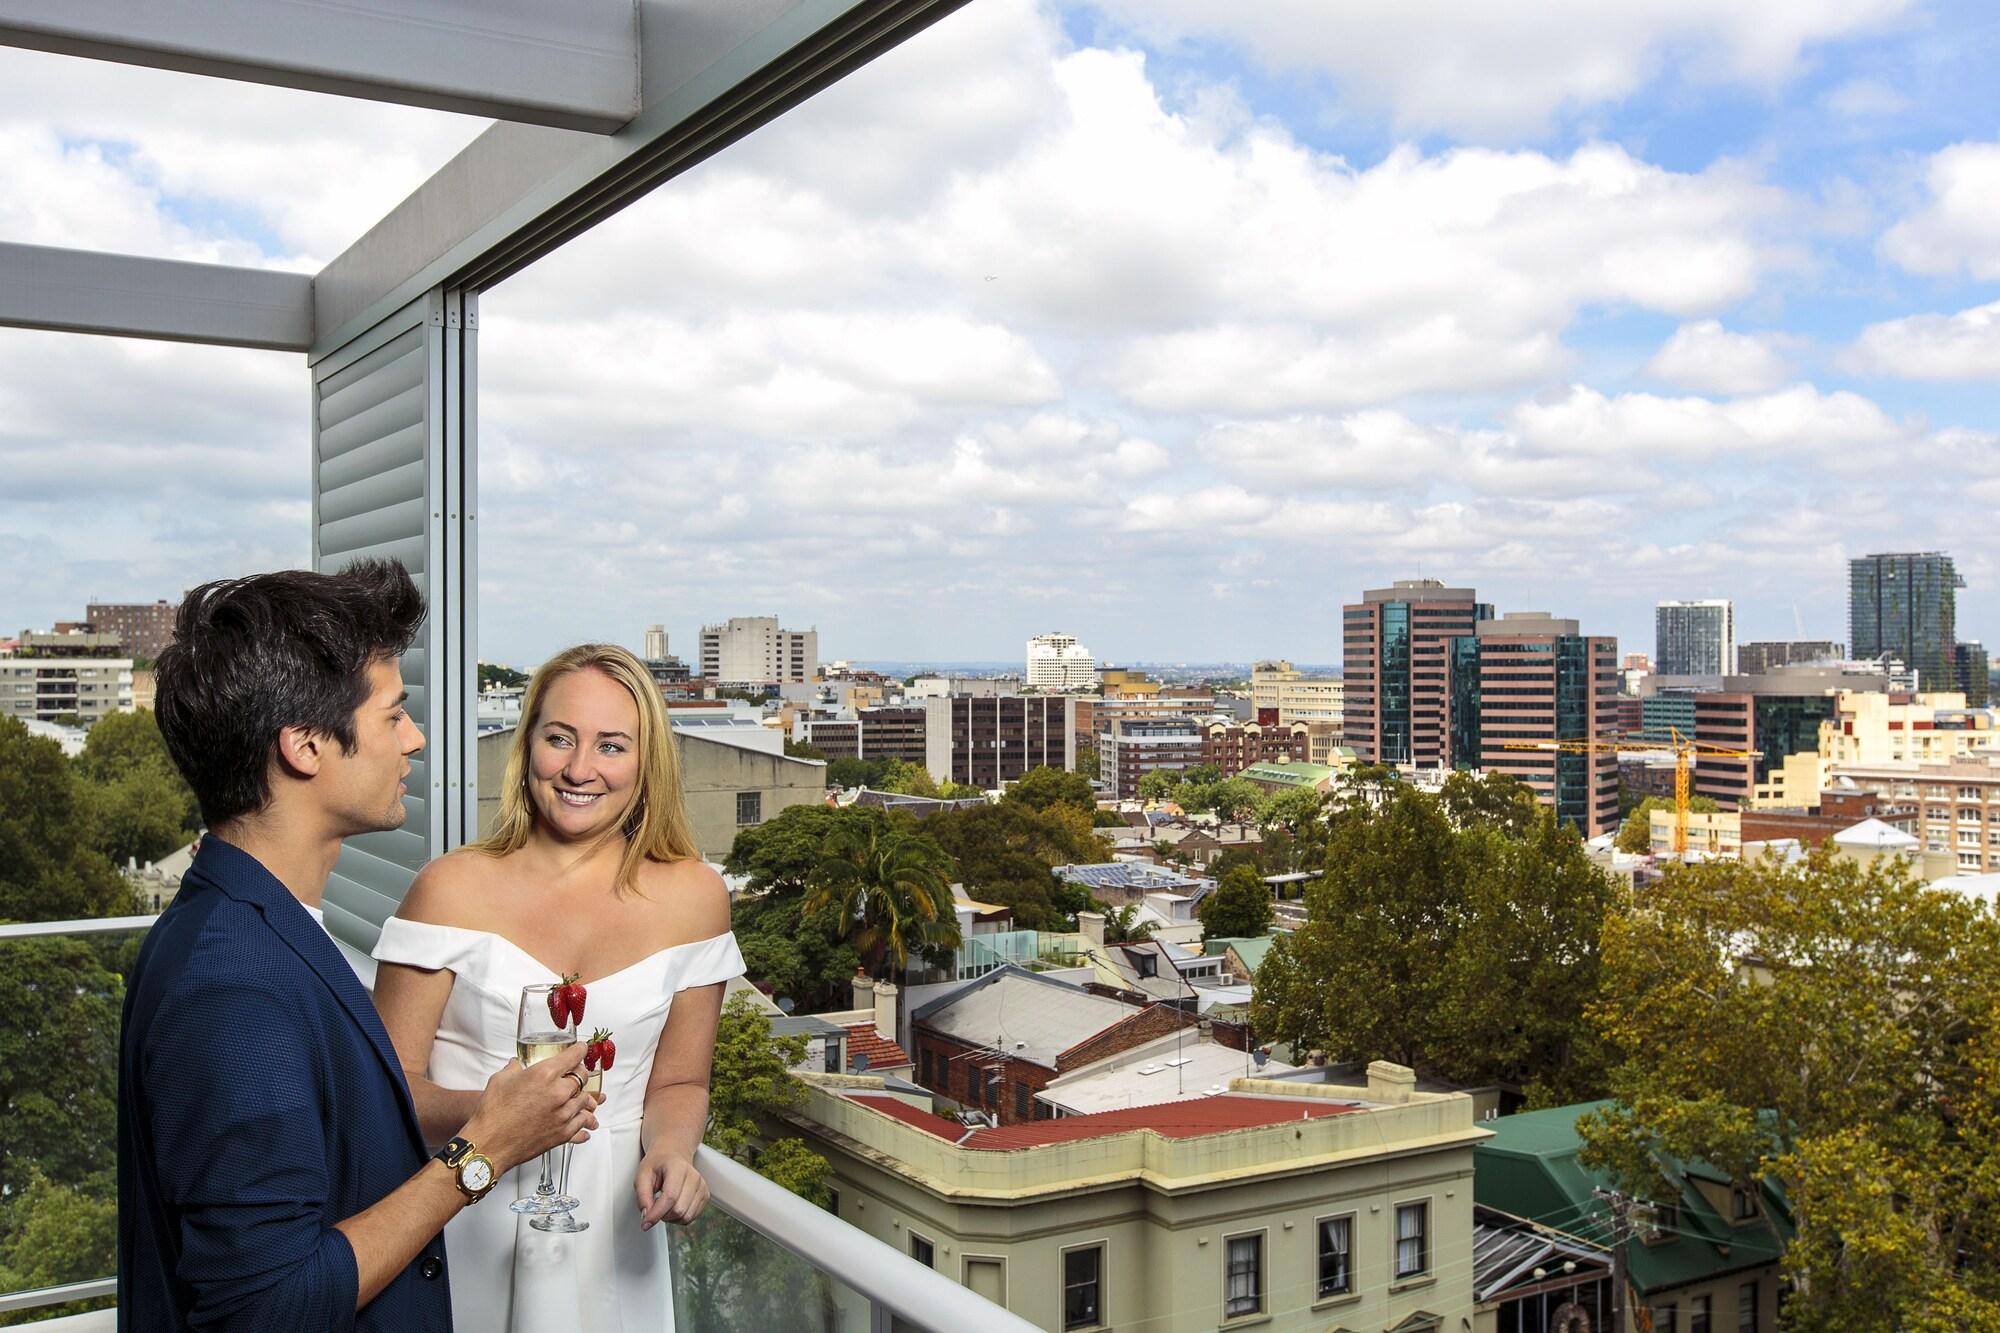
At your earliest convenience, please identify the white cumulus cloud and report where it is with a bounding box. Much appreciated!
[1843,300,2000,381]
[1880,141,2000,280]
[1644,320,1796,394]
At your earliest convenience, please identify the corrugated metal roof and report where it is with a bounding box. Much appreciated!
[912,966,1139,1068]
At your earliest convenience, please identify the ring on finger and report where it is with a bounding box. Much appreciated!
[567,1070,587,1091]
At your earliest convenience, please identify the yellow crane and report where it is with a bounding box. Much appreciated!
[1502,726,1760,855]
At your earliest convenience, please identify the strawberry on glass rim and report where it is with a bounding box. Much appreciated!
[546,973,587,1028]
[583,1028,616,1072]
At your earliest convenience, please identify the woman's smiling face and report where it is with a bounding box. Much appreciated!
[527,666,643,841]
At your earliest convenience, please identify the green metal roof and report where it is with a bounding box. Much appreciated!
[1474,1102,1795,1295]
[1225,936,1277,975]
[1239,762,1338,787]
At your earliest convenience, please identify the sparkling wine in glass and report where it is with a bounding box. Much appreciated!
[510,982,578,1218]
[534,1027,606,1235]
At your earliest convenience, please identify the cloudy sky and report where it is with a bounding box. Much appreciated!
[2,0,1997,669]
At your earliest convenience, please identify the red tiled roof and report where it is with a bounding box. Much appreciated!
[843,1023,913,1073]
[848,1093,967,1140]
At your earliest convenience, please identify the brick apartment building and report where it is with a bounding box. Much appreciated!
[909,967,1198,1127]
[802,706,928,765]
[1466,613,1621,838]
[1200,720,1309,774]
[1099,716,1204,798]
[84,600,179,662]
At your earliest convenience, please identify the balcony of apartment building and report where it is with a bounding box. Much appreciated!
[0,2,1055,1329]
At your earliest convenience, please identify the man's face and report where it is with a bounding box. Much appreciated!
[319,656,425,836]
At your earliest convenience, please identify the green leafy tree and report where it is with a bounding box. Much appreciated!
[1201,777,1264,824]
[1197,865,1273,940]
[0,719,139,923]
[726,805,896,896]
[804,821,959,978]
[1003,766,1095,815]
[824,756,894,790]
[1073,742,1098,778]
[1578,850,2000,1330]
[782,738,826,761]
[730,892,863,1014]
[477,661,530,690]
[1136,770,1180,802]
[0,1172,119,1327]
[1252,776,1615,1101]
[70,710,201,869]
[1613,794,1721,853]
[1436,770,1542,838]
[922,801,1110,930]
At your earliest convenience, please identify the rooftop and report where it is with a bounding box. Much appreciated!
[1036,1030,1298,1116]
[852,1088,1357,1150]
[843,1022,913,1074]
[1051,862,1214,894]
[910,966,1144,1068]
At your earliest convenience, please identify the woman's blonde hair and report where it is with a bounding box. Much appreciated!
[472,643,700,890]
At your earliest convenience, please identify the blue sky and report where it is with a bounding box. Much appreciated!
[1,0,1997,671]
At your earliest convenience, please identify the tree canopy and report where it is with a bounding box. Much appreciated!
[0,719,141,923]
[1612,792,1721,853]
[804,819,960,977]
[920,800,1108,930]
[1251,773,1615,1102]
[1003,765,1095,816]
[1197,865,1273,940]
[1577,850,2000,1329]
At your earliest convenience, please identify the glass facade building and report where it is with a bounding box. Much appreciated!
[1849,552,1961,691]
[1341,582,1488,769]
[1654,599,1735,676]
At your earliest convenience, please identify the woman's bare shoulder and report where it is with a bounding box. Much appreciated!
[399,846,500,926]
[640,857,731,938]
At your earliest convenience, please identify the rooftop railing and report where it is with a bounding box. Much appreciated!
[0,915,1037,1333]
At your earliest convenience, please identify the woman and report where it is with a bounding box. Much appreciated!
[374,643,742,1332]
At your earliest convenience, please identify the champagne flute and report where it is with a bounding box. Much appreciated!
[511,982,578,1217]
[533,1033,602,1235]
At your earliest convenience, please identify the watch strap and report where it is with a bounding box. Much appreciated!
[435,1136,474,1168]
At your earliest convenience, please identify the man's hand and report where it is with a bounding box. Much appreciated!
[461,1044,596,1175]
[634,1148,709,1230]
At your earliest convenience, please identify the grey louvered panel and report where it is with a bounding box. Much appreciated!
[319,424,425,493]
[336,839,425,899]
[318,458,425,525]
[320,532,428,574]
[318,327,425,423]
[400,649,427,681]
[318,497,426,558]
[402,685,429,728]
[318,382,427,462]
[345,828,427,872]
[404,755,428,795]
[322,895,385,956]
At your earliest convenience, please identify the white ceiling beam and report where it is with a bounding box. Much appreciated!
[0,0,640,134]
[0,243,312,351]
[311,0,967,358]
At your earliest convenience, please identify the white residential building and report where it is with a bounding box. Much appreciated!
[643,624,668,661]
[1250,660,1344,725]
[1025,632,1096,691]
[0,650,134,726]
[698,615,818,684]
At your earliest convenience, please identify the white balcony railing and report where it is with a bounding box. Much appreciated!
[0,915,1038,1333]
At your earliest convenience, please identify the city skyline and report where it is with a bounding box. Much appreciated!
[3,1,1999,666]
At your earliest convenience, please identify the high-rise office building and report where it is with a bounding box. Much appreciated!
[1955,641,1990,708]
[924,695,1075,789]
[698,616,817,684]
[1342,580,1490,768]
[1849,552,1961,691]
[1459,613,1620,837]
[1654,599,1735,676]
[1024,633,1097,691]
[643,624,668,661]
[1737,641,1843,675]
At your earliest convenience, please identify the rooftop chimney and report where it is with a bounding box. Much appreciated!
[851,969,875,1011]
[873,980,898,1044]
[1366,1060,1417,1105]
[1078,910,1106,950]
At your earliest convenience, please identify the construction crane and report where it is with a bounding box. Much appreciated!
[1502,727,1760,855]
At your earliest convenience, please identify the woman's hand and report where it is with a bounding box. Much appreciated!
[634,1146,709,1229]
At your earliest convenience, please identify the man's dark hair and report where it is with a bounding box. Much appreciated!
[154,560,425,826]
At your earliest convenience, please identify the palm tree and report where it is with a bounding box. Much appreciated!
[805,821,961,978]
[1103,903,1156,944]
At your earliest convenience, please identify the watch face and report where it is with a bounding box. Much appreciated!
[462,1157,494,1193]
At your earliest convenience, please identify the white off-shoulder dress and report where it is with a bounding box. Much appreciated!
[372,919,745,1333]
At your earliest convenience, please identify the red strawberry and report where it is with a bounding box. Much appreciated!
[584,1027,613,1071]
[546,982,566,1028]
[560,976,588,1028]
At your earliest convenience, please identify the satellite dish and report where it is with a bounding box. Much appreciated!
[776,996,796,1014]
[854,1054,871,1073]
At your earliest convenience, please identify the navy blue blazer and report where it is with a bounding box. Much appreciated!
[118,837,453,1332]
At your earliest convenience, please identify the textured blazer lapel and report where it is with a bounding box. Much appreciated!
[193,839,427,1150]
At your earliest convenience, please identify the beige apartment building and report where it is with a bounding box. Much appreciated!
[786,1062,1485,1333]
[1818,689,1997,766]
[1832,758,2000,874]
[0,632,134,726]
[1250,660,1345,727]
[698,614,818,684]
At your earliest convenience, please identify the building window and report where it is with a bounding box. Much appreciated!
[1690,1294,1712,1333]
[1732,1184,1759,1221]
[1014,1082,1030,1120]
[1062,1244,1104,1331]
[1659,1303,1677,1333]
[1224,1232,1263,1318]
[826,1189,839,1217]
[1394,1201,1429,1278]
[1738,1281,1758,1331]
[735,790,762,825]
[1315,1215,1353,1298]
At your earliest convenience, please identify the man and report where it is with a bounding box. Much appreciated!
[120,560,592,1331]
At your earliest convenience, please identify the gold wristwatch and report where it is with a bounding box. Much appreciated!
[435,1136,496,1203]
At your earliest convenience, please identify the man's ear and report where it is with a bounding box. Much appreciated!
[273,725,327,779]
